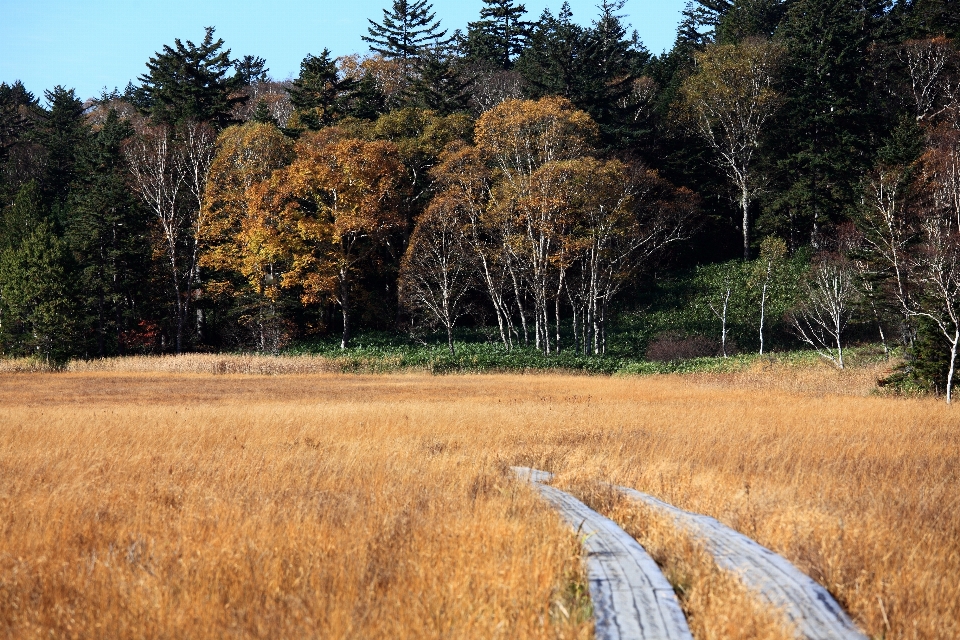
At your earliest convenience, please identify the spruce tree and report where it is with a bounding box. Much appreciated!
[287,50,358,129]
[138,27,245,128]
[761,0,889,247]
[408,48,473,114]
[234,55,269,85]
[363,0,450,61]
[34,86,87,218]
[66,110,151,357]
[0,220,76,363]
[516,5,593,102]
[465,0,531,70]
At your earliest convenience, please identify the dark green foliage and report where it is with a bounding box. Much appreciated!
[0,220,76,363]
[717,0,792,42]
[363,0,450,61]
[464,0,531,70]
[516,2,648,147]
[344,74,389,121]
[251,100,277,125]
[34,87,87,215]
[0,82,36,167]
[408,49,473,114]
[679,0,734,45]
[760,0,889,248]
[889,0,960,39]
[287,50,358,129]
[234,55,269,85]
[138,27,245,128]
[66,110,152,358]
[1,181,46,252]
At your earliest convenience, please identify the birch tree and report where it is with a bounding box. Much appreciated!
[398,191,475,354]
[788,254,859,369]
[678,37,782,260]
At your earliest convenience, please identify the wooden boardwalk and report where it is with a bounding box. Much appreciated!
[516,467,867,640]
[615,485,867,640]
[514,467,693,640]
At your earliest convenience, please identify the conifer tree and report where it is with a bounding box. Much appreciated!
[287,50,358,129]
[138,27,245,128]
[66,110,151,357]
[409,48,473,114]
[234,55,269,85]
[465,0,531,70]
[363,0,450,62]
[763,0,889,247]
[35,86,87,214]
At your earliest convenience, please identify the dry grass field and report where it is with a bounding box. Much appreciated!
[1,357,958,639]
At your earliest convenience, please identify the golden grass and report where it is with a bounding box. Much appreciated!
[1,362,958,639]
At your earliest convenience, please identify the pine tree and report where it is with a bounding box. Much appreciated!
[717,0,792,43]
[287,50,358,129]
[363,0,450,61]
[138,27,245,128]
[66,110,151,357]
[465,0,531,70]
[344,74,389,121]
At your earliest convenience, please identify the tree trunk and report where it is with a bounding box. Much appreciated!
[759,277,767,355]
[947,332,958,404]
[742,186,750,261]
[447,324,455,357]
[340,270,351,350]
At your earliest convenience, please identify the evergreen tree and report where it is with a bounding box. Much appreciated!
[34,86,87,215]
[516,5,593,102]
[717,0,793,43]
[287,50,358,129]
[761,0,889,248]
[0,220,76,363]
[66,110,151,357]
[138,27,245,128]
[409,48,473,114]
[517,2,648,147]
[0,82,36,168]
[363,0,450,61]
[0,181,46,252]
[251,100,277,125]
[344,73,389,121]
[0,82,39,206]
[234,55,269,85]
[679,0,734,45]
[889,0,960,39]
[464,0,531,70]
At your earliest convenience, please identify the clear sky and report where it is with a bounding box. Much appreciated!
[1,0,686,105]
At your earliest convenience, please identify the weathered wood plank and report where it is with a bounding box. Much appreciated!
[513,467,693,640]
[616,486,867,640]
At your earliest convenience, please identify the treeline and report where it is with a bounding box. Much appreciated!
[1,0,959,394]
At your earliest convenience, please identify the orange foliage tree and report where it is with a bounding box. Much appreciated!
[250,130,407,348]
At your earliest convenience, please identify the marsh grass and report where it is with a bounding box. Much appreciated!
[0,363,957,639]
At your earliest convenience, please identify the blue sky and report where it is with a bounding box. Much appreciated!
[1,0,686,104]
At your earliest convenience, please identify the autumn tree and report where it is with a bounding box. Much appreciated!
[476,96,597,352]
[678,37,782,260]
[200,122,294,351]
[399,191,475,354]
[251,132,407,348]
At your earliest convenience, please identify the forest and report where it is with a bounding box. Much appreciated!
[1,0,959,393]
